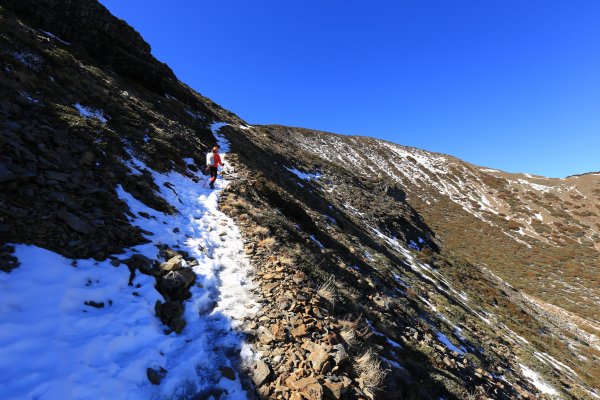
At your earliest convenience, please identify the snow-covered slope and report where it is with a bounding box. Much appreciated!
[1,127,258,399]
[2,2,600,399]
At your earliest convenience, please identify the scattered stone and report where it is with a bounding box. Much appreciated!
[331,344,348,366]
[307,344,330,372]
[219,366,236,381]
[57,210,93,235]
[124,254,154,274]
[160,255,183,272]
[84,300,104,308]
[323,380,344,399]
[258,325,276,344]
[159,269,195,292]
[252,360,271,387]
[291,324,308,338]
[146,367,167,385]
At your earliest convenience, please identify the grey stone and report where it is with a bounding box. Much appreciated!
[146,367,167,385]
[58,210,93,235]
[252,360,271,387]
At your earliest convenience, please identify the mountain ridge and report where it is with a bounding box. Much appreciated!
[1,1,599,399]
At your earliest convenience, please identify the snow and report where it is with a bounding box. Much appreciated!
[41,30,70,45]
[436,332,465,354]
[0,123,258,399]
[20,91,39,103]
[366,319,403,350]
[73,103,108,124]
[185,109,204,120]
[10,50,42,70]
[518,363,558,396]
[309,235,325,249]
[533,352,577,376]
[285,167,321,181]
[517,179,553,193]
[534,213,543,221]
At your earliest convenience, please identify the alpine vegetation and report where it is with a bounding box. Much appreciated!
[1,1,599,400]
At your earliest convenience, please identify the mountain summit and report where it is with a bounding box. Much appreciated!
[1,1,599,399]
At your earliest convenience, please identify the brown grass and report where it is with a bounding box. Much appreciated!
[355,349,387,391]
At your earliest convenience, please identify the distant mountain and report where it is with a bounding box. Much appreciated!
[1,1,598,399]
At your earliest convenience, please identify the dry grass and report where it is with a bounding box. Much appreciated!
[339,317,360,347]
[250,226,270,238]
[218,204,233,214]
[317,276,336,306]
[257,237,276,249]
[279,255,294,266]
[339,315,372,346]
[355,349,387,391]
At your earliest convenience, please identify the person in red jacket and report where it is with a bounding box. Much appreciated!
[206,146,224,189]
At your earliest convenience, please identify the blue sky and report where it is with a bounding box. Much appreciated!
[100,1,599,178]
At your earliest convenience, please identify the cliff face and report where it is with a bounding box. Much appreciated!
[0,0,241,259]
[1,2,599,400]
[4,0,174,96]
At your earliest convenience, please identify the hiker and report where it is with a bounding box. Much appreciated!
[206,146,224,189]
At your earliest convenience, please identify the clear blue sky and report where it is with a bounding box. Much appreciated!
[99,0,599,178]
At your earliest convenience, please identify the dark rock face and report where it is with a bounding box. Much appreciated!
[3,0,172,97]
[0,1,233,260]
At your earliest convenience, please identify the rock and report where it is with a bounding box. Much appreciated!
[146,367,167,385]
[219,366,236,380]
[291,324,308,338]
[301,382,323,400]
[331,344,349,365]
[252,360,271,387]
[290,392,302,400]
[154,300,185,333]
[160,255,183,272]
[124,254,154,274]
[80,151,94,166]
[159,269,195,292]
[287,376,318,391]
[45,170,70,182]
[84,300,104,308]
[0,163,16,183]
[323,380,344,399]
[443,356,454,368]
[258,325,276,344]
[58,210,93,235]
[308,344,330,372]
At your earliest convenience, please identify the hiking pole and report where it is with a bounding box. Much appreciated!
[202,166,210,188]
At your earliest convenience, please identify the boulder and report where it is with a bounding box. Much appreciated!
[219,366,236,381]
[124,253,154,275]
[308,344,330,372]
[146,367,167,385]
[160,255,183,272]
[331,344,349,366]
[159,269,195,292]
[57,210,93,235]
[323,380,344,399]
[252,360,271,387]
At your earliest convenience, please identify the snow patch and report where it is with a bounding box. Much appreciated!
[286,167,321,181]
[519,363,558,396]
[0,125,257,399]
[436,332,465,354]
[74,103,108,124]
[41,30,70,45]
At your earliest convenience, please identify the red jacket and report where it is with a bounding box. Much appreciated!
[207,152,223,168]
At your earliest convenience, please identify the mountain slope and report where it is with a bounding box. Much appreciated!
[1,1,599,400]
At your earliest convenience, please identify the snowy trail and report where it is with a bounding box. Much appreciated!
[0,124,258,399]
